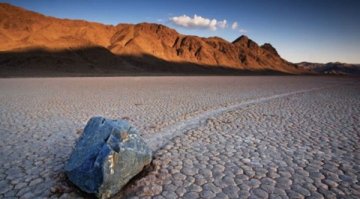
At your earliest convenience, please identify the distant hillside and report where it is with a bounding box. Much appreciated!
[297,62,360,76]
[1,3,305,76]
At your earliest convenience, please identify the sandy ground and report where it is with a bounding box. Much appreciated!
[0,76,359,198]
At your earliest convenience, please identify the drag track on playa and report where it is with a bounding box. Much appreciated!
[146,86,328,150]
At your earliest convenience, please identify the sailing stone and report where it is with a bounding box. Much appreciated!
[65,116,152,198]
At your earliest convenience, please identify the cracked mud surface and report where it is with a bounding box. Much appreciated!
[0,76,359,198]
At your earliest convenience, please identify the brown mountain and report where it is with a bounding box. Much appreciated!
[0,3,303,76]
[297,62,360,75]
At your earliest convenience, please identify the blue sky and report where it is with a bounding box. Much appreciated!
[3,0,360,63]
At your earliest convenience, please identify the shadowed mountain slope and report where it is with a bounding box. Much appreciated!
[0,3,304,76]
[297,62,360,76]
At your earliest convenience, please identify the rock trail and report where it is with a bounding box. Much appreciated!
[145,86,328,151]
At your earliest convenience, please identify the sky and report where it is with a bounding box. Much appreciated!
[3,0,360,63]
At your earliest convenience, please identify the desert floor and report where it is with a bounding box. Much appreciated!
[0,76,359,199]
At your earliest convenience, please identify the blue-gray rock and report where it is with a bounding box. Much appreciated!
[65,116,152,198]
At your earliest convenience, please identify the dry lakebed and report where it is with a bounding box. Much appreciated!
[0,76,359,199]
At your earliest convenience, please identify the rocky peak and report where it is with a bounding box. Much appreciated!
[261,43,279,56]
[232,35,249,44]
[232,35,258,49]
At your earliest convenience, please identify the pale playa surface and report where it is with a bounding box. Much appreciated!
[0,76,359,198]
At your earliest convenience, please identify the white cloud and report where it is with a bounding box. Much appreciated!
[217,20,227,29]
[230,21,247,33]
[231,21,238,30]
[170,15,227,31]
[239,29,247,33]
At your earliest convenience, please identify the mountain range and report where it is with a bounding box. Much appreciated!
[1,3,356,76]
[297,62,360,76]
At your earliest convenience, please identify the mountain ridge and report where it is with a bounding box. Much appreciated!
[0,3,305,76]
[297,62,360,75]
